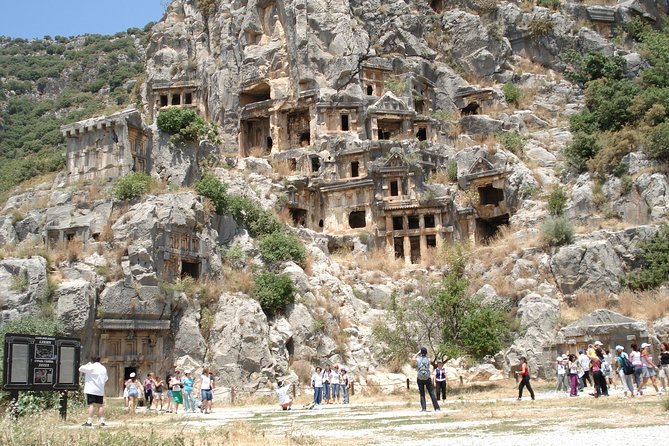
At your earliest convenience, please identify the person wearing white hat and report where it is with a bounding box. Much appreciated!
[640,343,662,395]
[124,372,143,414]
[182,370,196,413]
[614,345,635,397]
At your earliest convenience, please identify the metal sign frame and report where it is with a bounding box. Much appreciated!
[3,333,81,391]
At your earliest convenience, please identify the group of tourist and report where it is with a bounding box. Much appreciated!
[310,364,352,405]
[555,341,668,398]
[128,367,216,414]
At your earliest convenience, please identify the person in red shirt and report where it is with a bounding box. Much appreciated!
[515,356,535,401]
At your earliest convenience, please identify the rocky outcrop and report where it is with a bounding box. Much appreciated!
[0,257,49,322]
[209,293,275,390]
[550,226,659,295]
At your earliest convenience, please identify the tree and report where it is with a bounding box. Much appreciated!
[252,272,296,316]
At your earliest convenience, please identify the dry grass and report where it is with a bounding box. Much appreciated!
[562,288,669,324]
[356,248,405,278]
[271,160,295,178]
[221,267,253,294]
[248,146,267,158]
[514,56,548,75]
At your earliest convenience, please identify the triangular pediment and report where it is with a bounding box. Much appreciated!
[468,157,495,175]
[384,151,407,168]
[372,92,409,112]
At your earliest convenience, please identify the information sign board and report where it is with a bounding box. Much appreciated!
[3,333,80,391]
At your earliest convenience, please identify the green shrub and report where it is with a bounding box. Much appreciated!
[584,78,640,131]
[194,173,228,214]
[258,231,306,266]
[620,175,634,194]
[252,272,296,316]
[502,83,521,106]
[645,121,669,161]
[564,132,601,172]
[111,172,152,200]
[541,217,574,247]
[547,187,568,216]
[624,225,669,290]
[624,17,651,41]
[562,51,626,86]
[157,108,198,134]
[228,196,283,238]
[498,131,526,155]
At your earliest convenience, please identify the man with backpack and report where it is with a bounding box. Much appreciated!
[413,347,440,412]
[615,345,636,398]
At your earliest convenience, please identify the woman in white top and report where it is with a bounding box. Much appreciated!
[555,357,568,393]
[311,367,324,405]
[198,367,215,414]
[630,343,643,394]
[330,365,341,403]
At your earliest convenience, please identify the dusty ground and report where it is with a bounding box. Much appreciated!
[4,380,668,445]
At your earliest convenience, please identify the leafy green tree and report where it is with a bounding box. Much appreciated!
[562,51,626,86]
[251,272,296,316]
[645,121,669,161]
[625,225,669,290]
[564,132,601,172]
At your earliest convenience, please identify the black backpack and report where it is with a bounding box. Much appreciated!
[619,355,634,375]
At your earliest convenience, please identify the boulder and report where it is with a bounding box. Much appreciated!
[209,293,275,390]
[54,279,97,337]
[172,299,207,362]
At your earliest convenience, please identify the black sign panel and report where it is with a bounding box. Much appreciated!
[3,333,81,391]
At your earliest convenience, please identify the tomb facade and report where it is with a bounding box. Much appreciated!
[60,108,150,184]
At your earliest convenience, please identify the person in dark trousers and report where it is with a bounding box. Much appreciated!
[413,347,440,412]
[516,356,535,401]
[434,361,447,401]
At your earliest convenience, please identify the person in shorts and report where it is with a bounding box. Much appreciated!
[198,367,215,414]
[153,375,165,410]
[78,356,108,427]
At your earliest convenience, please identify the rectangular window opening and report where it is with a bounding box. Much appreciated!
[311,156,321,172]
[341,114,350,131]
[348,210,366,229]
[426,234,437,248]
[424,214,435,228]
[408,215,420,230]
[171,94,181,106]
[390,180,399,196]
[392,216,404,231]
[351,161,359,178]
[393,237,404,259]
[184,92,193,104]
[160,95,168,107]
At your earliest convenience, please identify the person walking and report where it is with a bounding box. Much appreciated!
[413,347,440,412]
[182,370,196,413]
[639,343,662,395]
[311,366,324,405]
[434,361,447,401]
[630,343,643,394]
[198,367,215,414]
[124,372,142,414]
[615,345,635,398]
[79,356,108,427]
[515,357,535,401]
[143,373,154,410]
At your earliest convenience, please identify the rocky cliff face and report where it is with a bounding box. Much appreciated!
[1,0,669,392]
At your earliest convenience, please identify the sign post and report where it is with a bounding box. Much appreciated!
[3,334,81,420]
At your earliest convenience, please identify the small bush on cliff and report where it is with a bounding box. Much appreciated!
[645,121,669,161]
[252,272,295,316]
[562,50,626,86]
[194,173,228,214]
[157,108,198,134]
[547,187,568,216]
[624,225,669,290]
[502,82,521,106]
[112,172,152,201]
[541,217,574,247]
[258,231,306,266]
